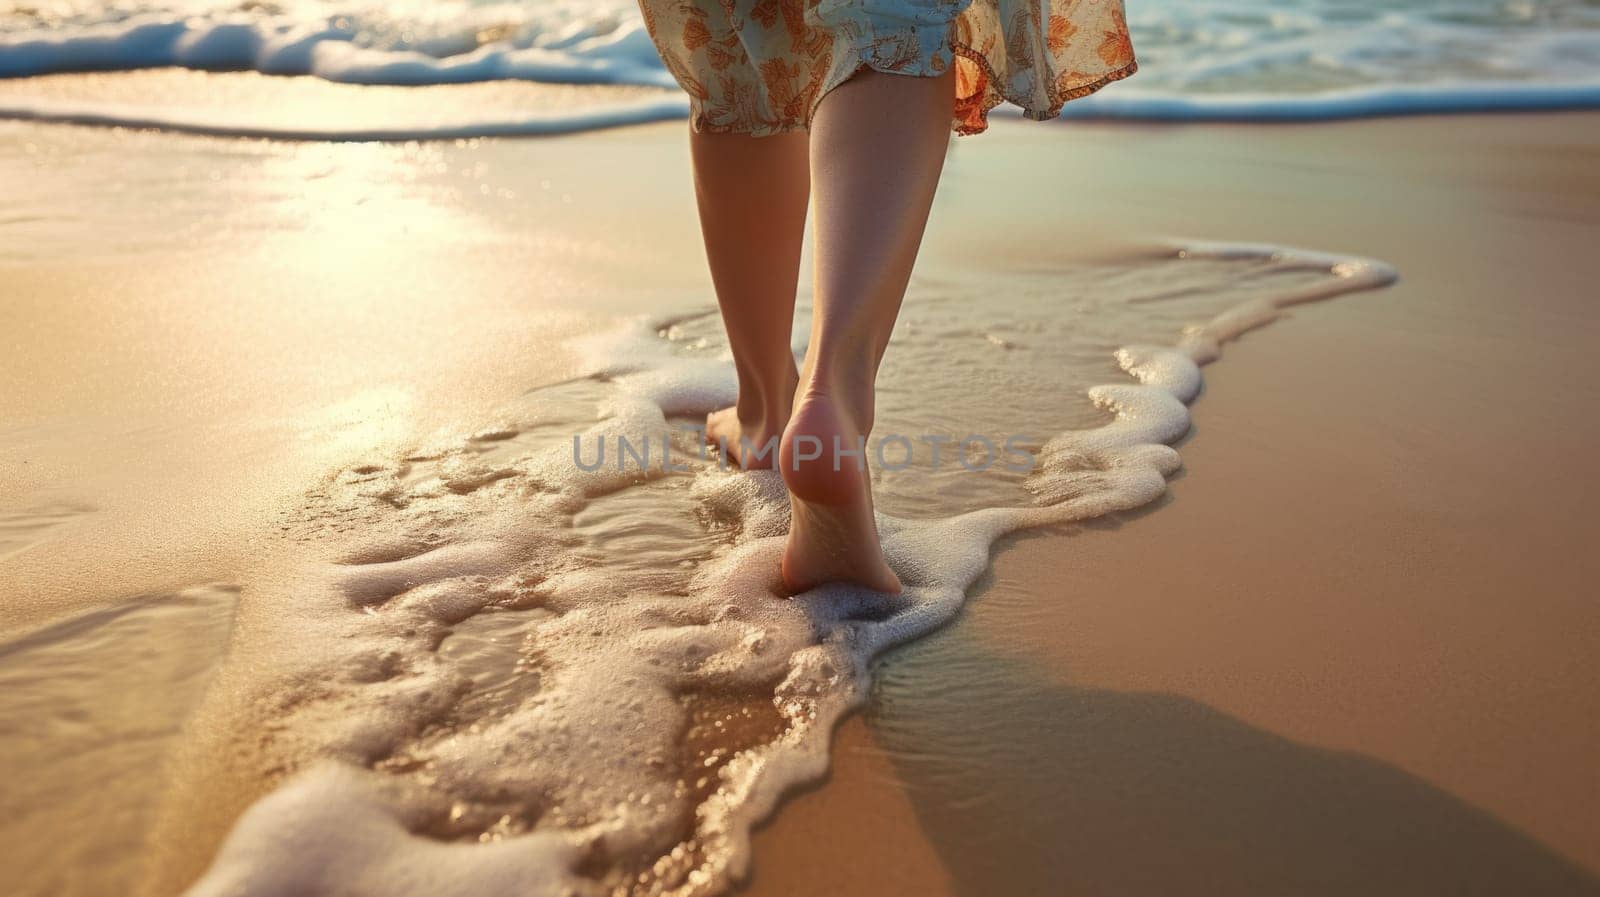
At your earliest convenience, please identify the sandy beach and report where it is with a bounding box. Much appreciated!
[1,69,1596,896]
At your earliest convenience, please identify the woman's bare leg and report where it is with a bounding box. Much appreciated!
[691,129,810,468]
[780,67,955,594]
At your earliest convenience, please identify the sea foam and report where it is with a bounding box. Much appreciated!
[0,92,690,141]
[0,12,675,87]
[173,242,1396,897]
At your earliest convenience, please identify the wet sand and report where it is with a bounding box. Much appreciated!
[1,96,1596,894]
[749,112,1600,894]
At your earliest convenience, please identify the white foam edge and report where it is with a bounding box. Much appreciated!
[0,92,690,141]
[1057,79,1600,122]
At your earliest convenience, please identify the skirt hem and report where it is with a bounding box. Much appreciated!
[949,52,1140,136]
[686,49,1139,138]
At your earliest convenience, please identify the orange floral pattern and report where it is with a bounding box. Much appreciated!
[638,0,1137,136]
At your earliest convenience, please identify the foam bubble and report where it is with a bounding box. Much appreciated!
[187,764,582,897]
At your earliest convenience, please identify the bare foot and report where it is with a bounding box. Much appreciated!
[705,407,784,470]
[778,391,901,594]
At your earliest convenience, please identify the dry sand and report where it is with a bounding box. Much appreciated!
[0,93,1596,895]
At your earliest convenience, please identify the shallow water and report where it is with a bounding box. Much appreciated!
[3,0,1599,136]
[152,242,1394,897]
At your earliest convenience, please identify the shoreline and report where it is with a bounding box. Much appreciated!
[3,69,1600,142]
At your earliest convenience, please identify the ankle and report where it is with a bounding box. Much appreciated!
[735,377,797,438]
[734,405,786,440]
[795,368,875,436]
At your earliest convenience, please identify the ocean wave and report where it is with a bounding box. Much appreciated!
[6,1,1599,90]
[0,13,676,87]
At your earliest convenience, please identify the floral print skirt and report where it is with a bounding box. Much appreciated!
[637,0,1137,137]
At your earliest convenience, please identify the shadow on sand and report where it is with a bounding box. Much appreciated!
[856,596,1599,897]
